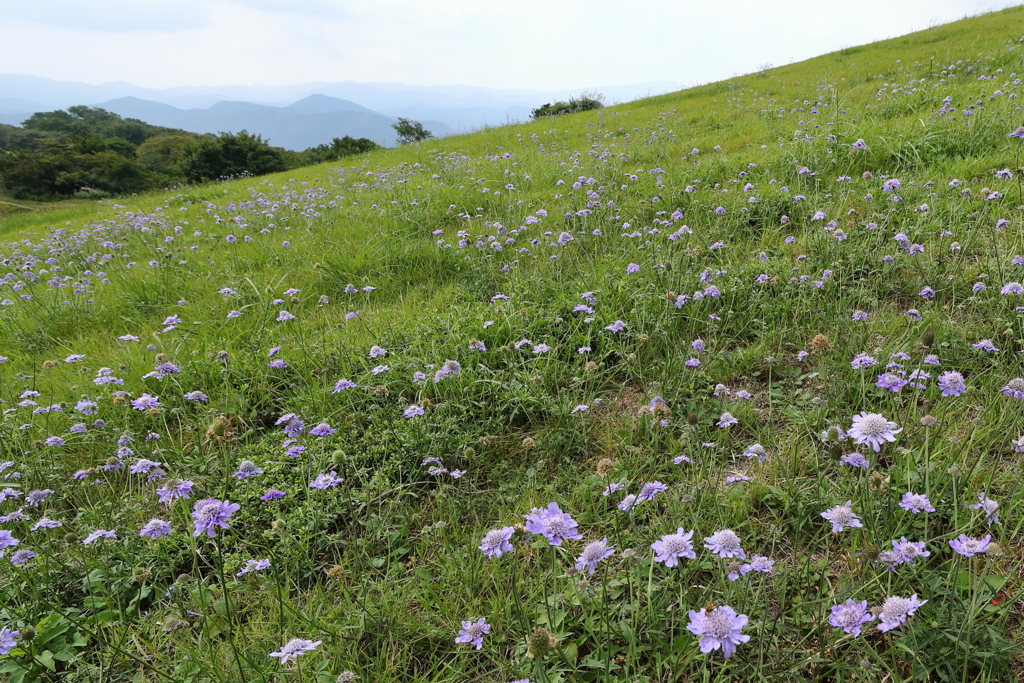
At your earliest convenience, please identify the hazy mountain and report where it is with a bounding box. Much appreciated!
[0,73,679,133]
[86,96,453,150]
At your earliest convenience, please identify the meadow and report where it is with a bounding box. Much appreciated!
[2,7,1024,682]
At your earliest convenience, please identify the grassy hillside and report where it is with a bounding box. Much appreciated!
[2,7,1024,682]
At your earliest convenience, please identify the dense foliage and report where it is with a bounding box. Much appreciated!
[0,107,381,199]
[1,8,1024,683]
[532,92,605,119]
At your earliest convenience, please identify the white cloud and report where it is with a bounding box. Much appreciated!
[0,0,1016,89]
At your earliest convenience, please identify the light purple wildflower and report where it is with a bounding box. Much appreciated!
[972,493,1000,525]
[891,537,930,565]
[821,501,863,533]
[139,519,173,538]
[1000,378,1024,399]
[949,534,991,558]
[455,618,489,650]
[260,489,286,501]
[575,538,615,574]
[190,498,240,537]
[829,599,874,636]
[717,412,738,428]
[840,452,870,468]
[899,492,934,514]
[184,391,209,402]
[651,528,696,567]
[637,481,667,502]
[131,394,161,410]
[877,594,927,632]
[237,559,271,577]
[83,529,117,544]
[269,638,321,663]
[847,412,901,452]
[309,472,344,489]
[686,605,750,658]
[156,479,194,503]
[704,529,745,559]
[233,460,264,480]
[973,339,999,352]
[936,371,966,397]
[524,503,582,546]
[479,527,515,559]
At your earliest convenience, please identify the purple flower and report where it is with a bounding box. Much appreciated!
[877,594,927,632]
[652,528,696,567]
[131,394,161,411]
[369,345,387,358]
[275,413,305,438]
[637,480,667,502]
[972,493,1000,525]
[309,471,344,489]
[899,492,935,514]
[936,371,966,397]
[829,599,874,635]
[1001,282,1024,295]
[139,519,173,538]
[233,460,264,480]
[455,617,490,650]
[703,529,745,559]
[840,453,870,469]
[10,549,34,565]
[891,537,930,565]
[949,534,991,558]
[604,320,626,333]
[617,494,638,512]
[685,357,701,367]
[25,489,53,506]
[1,626,19,655]
[847,412,901,452]
[190,498,240,538]
[237,559,271,577]
[269,638,321,663]
[972,339,999,352]
[1000,377,1024,399]
[524,502,582,546]
[260,488,286,501]
[479,527,515,559]
[83,528,117,544]
[156,479,193,503]
[851,138,867,149]
[0,530,19,554]
[686,605,749,658]
[184,391,209,402]
[308,422,336,437]
[575,537,615,574]
[821,501,862,533]
[875,372,908,393]
[717,412,738,428]
[31,517,62,531]
[742,444,767,462]
[276,310,295,322]
[333,378,356,392]
[739,554,775,577]
[404,404,425,418]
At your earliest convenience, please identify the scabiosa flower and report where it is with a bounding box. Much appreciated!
[0,626,19,655]
[704,529,745,559]
[404,404,425,418]
[840,452,870,469]
[936,371,966,397]
[973,339,999,352]
[847,412,901,452]
[829,599,874,635]
[0,531,19,556]
[575,538,615,574]
[31,517,62,531]
[309,471,344,489]
[877,594,927,632]
[821,501,863,533]
[260,488,286,501]
[717,412,738,428]
[685,357,701,367]
[369,345,387,358]
[131,394,161,411]
[875,371,908,392]
[83,529,117,544]
[452,617,492,651]
[843,352,873,370]
[949,534,991,558]
[237,559,271,577]
[617,494,638,512]
[899,492,935,514]
[184,391,209,402]
[308,422,336,437]
[140,519,173,538]
[190,498,240,537]
[276,310,295,322]
[604,320,626,333]
[891,537,930,565]
[333,378,356,392]
[156,479,194,503]
[524,503,582,546]
[972,493,1000,525]
[479,527,515,559]
[25,489,54,506]
[233,460,263,480]
[651,528,696,566]
[269,638,322,663]
[1000,377,1024,399]
[637,481,667,503]
[10,549,34,565]
[687,605,750,658]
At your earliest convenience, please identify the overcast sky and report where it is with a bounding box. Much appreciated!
[0,0,1018,91]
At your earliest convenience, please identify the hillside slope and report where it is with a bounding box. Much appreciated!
[1,7,1024,683]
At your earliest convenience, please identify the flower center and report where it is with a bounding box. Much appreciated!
[703,610,732,639]
[859,415,889,436]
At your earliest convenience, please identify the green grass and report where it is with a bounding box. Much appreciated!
[2,7,1024,683]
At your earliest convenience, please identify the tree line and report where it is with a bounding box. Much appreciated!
[0,106,381,200]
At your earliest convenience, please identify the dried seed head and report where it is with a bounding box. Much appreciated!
[585,361,599,372]
[527,627,559,659]
[154,353,169,363]
[810,333,831,353]
[596,457,614,477]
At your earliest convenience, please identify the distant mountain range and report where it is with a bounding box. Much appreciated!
[0,73,679,148]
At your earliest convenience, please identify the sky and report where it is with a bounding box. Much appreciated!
[0,0,1019,91]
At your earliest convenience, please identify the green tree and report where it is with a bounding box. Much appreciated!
[179,131,286,182]
[391,118,433,145]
